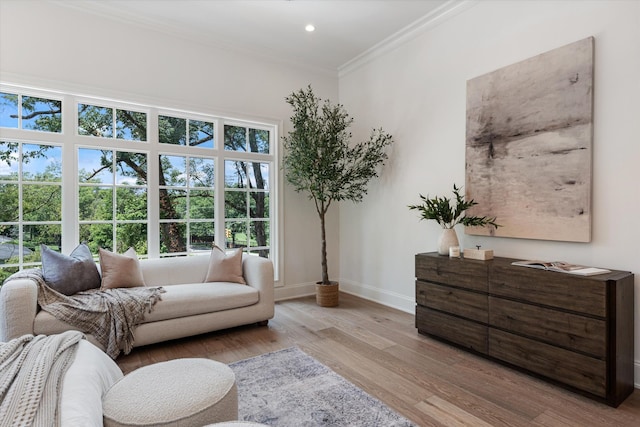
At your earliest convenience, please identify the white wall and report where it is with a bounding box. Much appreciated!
[338,0,640,383]
[3,0,639,383]
[0,0,339,292]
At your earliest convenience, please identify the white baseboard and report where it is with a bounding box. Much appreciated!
[274,281,316,301]
[337,279,415,314]
[273,279,414,313]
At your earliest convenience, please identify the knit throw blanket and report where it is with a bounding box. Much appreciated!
[6,269,165,359]
[0,331,83,427]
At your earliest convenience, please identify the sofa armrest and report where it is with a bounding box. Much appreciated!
[242,255,274,311]
[0,276,38,341]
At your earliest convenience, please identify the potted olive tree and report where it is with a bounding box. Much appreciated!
[282,86,392,306]
[408,184,499,255]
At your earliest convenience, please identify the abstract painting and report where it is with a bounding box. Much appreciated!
[465,37,593,242]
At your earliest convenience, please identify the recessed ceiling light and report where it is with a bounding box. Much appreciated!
[305,24,315,32]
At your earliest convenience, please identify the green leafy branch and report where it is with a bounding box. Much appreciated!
[408,184,499,229]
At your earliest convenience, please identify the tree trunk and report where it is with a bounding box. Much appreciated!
[320,209,329,284]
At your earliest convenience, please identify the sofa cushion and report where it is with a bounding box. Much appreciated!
[141,283,258,323]
[99,247,146,289]
[140,255,210,287]
[33,282,259,335]
[204,245,245,284]
[40,244,101,295]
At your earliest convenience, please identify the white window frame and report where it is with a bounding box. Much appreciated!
[0,84,281,283]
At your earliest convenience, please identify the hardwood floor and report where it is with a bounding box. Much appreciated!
[116,293,640,426]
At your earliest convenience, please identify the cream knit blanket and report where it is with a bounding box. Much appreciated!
[0,331,83,427]
[6,269,165,359]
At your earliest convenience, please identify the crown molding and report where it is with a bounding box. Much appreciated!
[338,0,479,78]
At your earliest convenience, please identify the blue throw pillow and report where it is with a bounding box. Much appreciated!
[41,244,101,295]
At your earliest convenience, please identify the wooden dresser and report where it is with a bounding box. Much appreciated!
[415,252,635,407]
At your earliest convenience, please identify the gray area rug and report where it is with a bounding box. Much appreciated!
[229,347,416,426]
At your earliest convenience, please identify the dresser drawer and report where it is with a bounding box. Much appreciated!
[489,297,606,358]
[489,264,606,317]
[489,329,606,397]
[417,281,488,323]
[416,306,488,354]
[416,254,489,292]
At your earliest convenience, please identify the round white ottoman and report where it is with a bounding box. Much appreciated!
[103,358,237,427]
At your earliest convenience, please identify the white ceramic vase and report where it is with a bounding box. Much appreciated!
[437,228,459,255]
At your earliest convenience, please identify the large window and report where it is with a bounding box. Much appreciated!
[159,154,215,256]
[78,148,149,255]
[157,113,217,256]
[0,141,63,281]
[0,87,278,282]
[224,125,272,257]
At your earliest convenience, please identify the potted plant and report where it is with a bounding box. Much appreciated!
[282,86,392,306]
[408,184,499,255]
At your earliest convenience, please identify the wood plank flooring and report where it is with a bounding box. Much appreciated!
[116,293,640,426]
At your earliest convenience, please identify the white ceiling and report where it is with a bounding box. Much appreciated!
[54,0,453,72]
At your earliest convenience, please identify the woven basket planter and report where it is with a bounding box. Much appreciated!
[315,282,339,307]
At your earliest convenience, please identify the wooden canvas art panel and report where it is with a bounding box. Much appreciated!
[465,37,593,242]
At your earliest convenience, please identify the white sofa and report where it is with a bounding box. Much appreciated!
[0,254,274,349]
[62,338,124,426]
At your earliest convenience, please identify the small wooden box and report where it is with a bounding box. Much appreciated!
[463,248,494,260]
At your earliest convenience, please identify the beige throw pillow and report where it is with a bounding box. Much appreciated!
[99,247,146,289]
[204,245,246,284]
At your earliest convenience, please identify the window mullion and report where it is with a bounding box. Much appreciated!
[147,109,160,257]
[245,187,250,251]
[215,124,225,248]
[61,94,77,253]
[111,149,117,251]
[17,143,23,266]
[16,95,22,129]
